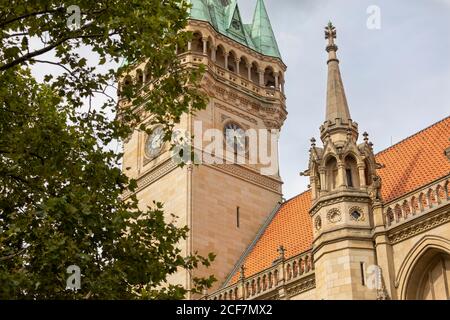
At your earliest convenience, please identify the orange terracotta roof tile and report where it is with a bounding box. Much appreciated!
[229,190,312,283]
[377,116,450,203]
[225,116,450,286]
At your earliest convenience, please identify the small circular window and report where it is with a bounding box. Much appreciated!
[349,206,364,221]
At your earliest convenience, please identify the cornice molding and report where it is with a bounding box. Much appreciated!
[122,158,179,199]
[387,206,450,244]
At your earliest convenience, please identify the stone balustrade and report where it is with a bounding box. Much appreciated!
[385,176,450,228]
[205,250,314,300]
[179,52,285,103]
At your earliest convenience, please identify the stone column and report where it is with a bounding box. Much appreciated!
[224,52,229,70]
[211,46,217,62]
[338,163,346,187]
[202,37,208,55]
[258,69,264,86]
[319,167,326,193]
[235,58,240,74]
[187,41,192,52]
[247,63,252,80]
[358,163,366,187]
[274,72,279,90]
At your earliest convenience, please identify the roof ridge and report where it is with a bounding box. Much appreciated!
[375,115,450,157]
[282,188,311,204]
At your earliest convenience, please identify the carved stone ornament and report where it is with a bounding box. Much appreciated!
[327,208,342,223]
[315,215,322,231]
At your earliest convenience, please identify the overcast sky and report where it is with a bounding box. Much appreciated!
[237,0,450,199]
[30,0,450,200]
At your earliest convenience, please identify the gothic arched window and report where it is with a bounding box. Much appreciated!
[325,156,338,191]
[344,155,360,188]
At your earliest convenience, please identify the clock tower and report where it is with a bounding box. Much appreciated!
[120,0,287,295]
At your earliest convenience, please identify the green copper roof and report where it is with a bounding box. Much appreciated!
[188,0,282,59]
[250,0,281,59]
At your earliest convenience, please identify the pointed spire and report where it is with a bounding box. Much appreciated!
[324,22,351,124]
[251,0,281,58]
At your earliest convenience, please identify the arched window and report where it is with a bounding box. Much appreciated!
[216,45,226,68]
[344,155,360,188]
[228,51,237,72]
[250,62,259,84]
[264,66,276,88]
[191,32,203,53]
[325,156,338,191]
[239,56,248,78]
[120,75,133,97]
[406,251,450,300]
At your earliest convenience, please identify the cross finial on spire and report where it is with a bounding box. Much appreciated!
[325,21,337,47]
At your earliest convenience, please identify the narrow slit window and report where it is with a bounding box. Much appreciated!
[236,207,240,228]
[360,262,366,286]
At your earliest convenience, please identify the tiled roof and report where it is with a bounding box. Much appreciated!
[377,116,450,203]
[228,190,313,284]
[225,116,450,285]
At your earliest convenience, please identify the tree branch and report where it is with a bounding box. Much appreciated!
[0,248,27,261]
[0,8,62,28]
[30,59,75,77]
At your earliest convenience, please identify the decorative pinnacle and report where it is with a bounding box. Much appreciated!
[325,21,337,49]
[239,265,246,280]
[363,132,369,143]
[277,245,286,260]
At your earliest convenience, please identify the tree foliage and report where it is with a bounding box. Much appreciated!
[0,0,213,299]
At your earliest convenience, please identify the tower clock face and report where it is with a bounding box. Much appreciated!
[145,126,164,159]
[224,122,246,153]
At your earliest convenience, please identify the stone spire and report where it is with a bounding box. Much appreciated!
[325,22,351,123]
[321,22,357,142]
